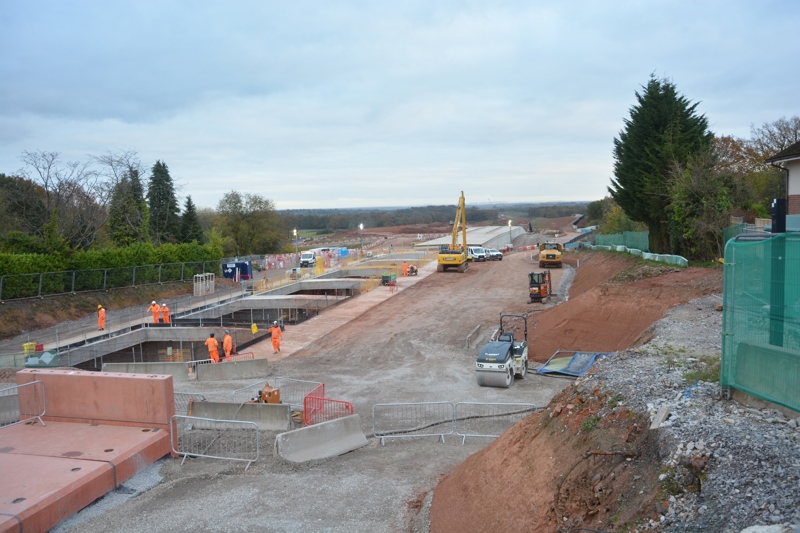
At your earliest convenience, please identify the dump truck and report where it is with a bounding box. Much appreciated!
[437,191,468,273]
[538,241,563,268]
[475,314,529,388]
[528,270,552,304]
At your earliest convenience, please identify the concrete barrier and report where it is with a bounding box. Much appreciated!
[188,401,292,431]
[274,414,368,463]
[196,358,267,382]
[102,362,190,382]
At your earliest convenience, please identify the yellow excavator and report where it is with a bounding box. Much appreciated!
[437,191,468,273]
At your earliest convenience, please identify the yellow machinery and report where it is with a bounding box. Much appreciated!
[249,383,281,404]
[437,191,468,273]
[528,270,552,304]
[538,241,563,268]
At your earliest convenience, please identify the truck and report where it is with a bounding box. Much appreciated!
[538,242,563,268]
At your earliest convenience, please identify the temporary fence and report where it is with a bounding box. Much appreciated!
[173,392,206,415]
[584,244,689,268]
[170,415,260,470]
[371,402,455,445]
[231,377,322,409]
[454,402,539,444]
[0,260,223,301]
[595,231,650,252]
[0,381,46,429]
[303,395,355,426]
[721,232,800,411]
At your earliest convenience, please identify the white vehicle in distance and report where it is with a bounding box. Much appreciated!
[486,249,503,261]
[467,246,487,262]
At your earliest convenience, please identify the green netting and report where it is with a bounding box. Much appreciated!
[595,231,649,252]
[721,233,800,411]
[723,223,746,244]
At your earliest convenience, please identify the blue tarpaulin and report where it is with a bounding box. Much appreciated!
[536,350,610,377]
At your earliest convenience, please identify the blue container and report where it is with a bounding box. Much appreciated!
[223,261,252,280]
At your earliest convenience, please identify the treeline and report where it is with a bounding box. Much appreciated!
[601,74,799,261]
[526,204,587,219]
[281,205,499,231]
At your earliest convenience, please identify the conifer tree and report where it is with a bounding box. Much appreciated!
[147,160,179,244]
[179,195,204,243]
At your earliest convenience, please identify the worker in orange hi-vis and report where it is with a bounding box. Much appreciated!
[205,333,220,363]
[160,303,170,325]
[222,330,233,361]
[269,321,283,354]
[402,261,408,276]
[147,301,161,324]
[97,304,106,331]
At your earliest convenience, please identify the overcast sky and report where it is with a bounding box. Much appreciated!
[1,1,798,210]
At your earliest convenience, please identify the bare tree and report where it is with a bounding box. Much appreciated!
[749,115,800,159]
[18,150,110,250]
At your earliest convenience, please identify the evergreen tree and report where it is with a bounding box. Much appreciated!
[179,196,204,243]
[609,75,713,253]
[107,168,148,247]
[147,160,179,244]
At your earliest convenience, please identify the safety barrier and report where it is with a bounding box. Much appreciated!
[465,325,482,349]
[303,395,355,426]
[231,377,322,409]
[174,392,206,415]
[170,415,260,471]
[454,402,539,444]
[0,380,46,429]
[584,244,688,267]
[372,402,455,445]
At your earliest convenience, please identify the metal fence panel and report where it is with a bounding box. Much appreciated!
[230,377,322,408]
[372,402,455,445]
[303,396,354,426]
[454,402,539,444]
[170,415,259,470]
[173,392,206,416]
[0,381,46,429]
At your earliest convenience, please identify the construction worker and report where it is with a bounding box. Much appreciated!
[147,301,161,324]
[402,261,408,276]
[269,321,283,354]
[160,303,170,325]
[223,330,233,361]
[97,304,106,331]
[205,332,220,363]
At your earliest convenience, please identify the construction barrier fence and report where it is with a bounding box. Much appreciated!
[372,402,455,445]
[170,415,260,471]
[595,231,650,252]
[0,380,46,429]
[722,232,800,412]
[173,392,206,416]
[454,402,539,444]
[585,244,689,268]
[303,395,355,426]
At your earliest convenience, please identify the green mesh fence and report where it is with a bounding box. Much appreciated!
[723,223,746,244]
[595,231,650,252]
[721,233,800,411]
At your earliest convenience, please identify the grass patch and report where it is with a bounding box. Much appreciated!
[607,394,624,408]
[581,415,600,432]
[683,355,721,384]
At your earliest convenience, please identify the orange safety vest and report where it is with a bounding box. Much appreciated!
[223,334,233,354]
[161,305,170,324]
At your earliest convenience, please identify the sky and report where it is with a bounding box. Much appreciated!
[1,1,798,210]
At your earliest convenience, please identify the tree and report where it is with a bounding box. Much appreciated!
[18,150,109,250]
[585,197,614,226]
[216,191,282,255]
[668,149,733,261]
[609,76,713,253]
[147,160,179,244]
[179,196,204,243]
[0,173,48,238]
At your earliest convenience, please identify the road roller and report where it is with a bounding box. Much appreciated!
[475,314,529,388]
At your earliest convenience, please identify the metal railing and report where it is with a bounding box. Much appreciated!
[0,260,223,301]
[0,381,46,429]
[371,402,455,445]
[170,415,260,471]
[302,383,325,425]
[454,402,539,444]
[173,392,206,416]
[231,377,322,409]
[303,395,354,426]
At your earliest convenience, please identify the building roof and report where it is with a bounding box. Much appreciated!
[766,140,800,164]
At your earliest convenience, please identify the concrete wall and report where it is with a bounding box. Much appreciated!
[274,414,368,463]
[102,362,190,382]
[188,401,291,431]
[196,358,268,381]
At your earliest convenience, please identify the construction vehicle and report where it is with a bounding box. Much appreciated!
[538,241,563,268]
[407,264,418,276]
[437,191,468,273]
[528,270,552,304]
[476,314,529,388]
[248,383,281,404]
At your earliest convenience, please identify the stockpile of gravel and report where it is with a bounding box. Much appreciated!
[577,294,800,533]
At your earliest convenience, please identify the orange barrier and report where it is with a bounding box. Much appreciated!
[303,384,354,426]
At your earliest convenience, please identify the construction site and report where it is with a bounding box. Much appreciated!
[5,208,799,532]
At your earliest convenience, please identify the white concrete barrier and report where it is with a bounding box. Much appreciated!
[102,362,189,382]
[189,401,291,431]
[274,414,367,463]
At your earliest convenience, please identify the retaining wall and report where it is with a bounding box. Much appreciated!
[102,362,190,382]
[196,358,268,381]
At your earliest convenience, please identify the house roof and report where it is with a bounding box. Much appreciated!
[766,140,800,164]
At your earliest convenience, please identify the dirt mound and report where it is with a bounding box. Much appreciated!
[529,258,722,362]
[430,384,663,532]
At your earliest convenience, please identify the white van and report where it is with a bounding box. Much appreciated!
[299,252,316,267]
[468,246,487,262]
